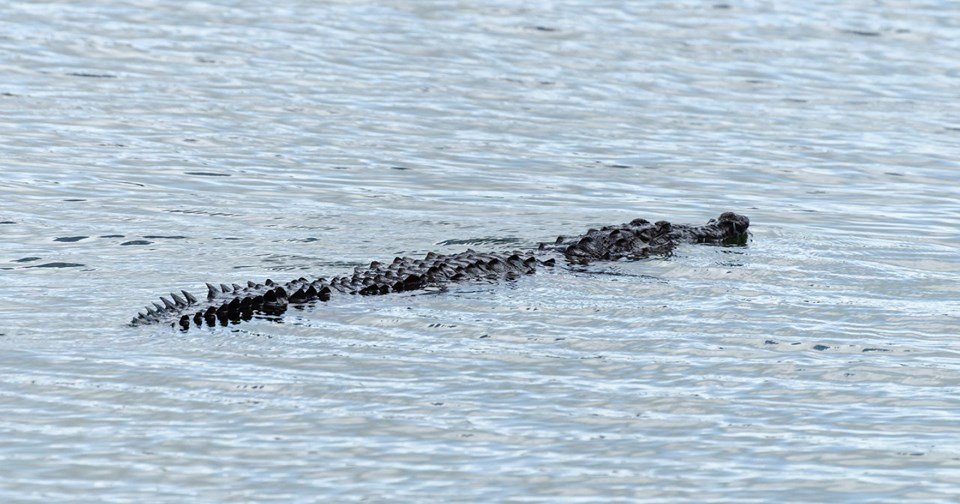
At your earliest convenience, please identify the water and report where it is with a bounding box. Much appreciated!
[1,0,959,501]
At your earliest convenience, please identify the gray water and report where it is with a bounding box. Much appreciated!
[2,0,959,501]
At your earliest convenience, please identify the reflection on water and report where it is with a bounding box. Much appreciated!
[1,0,959,501]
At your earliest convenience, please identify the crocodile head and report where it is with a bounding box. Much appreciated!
[715,211,750,245]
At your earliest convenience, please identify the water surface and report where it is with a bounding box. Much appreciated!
[1,0,959,501]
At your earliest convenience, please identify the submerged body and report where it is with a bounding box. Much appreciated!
[131,212,750,330]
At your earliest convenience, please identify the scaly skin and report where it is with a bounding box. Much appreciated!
[131,212,749,330]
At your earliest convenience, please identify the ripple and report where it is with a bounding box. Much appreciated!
[184,172,231,177]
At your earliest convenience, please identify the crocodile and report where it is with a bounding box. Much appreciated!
[131,212,749,330]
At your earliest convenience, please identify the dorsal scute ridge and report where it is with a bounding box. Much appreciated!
[132,212,749,329]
